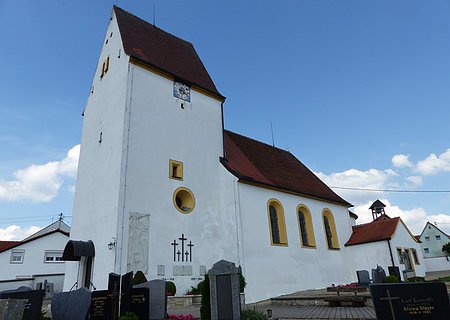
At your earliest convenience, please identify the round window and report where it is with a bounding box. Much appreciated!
[173,187,195,214]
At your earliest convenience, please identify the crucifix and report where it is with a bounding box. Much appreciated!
[171,240,178,262]
[185,251,189,261]
[187,241,194,262]
[380,289,400,320]
[176,250,181,262]
[179,234,187,262]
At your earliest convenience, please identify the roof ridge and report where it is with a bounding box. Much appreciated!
[353,216,399,229]
[224,129,292,154]
[113,6,193,46]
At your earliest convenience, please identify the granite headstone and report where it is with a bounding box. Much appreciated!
[370,282,450,320]
[0,299,26,320]
[0,289,44,320]
[108,273,121,320]
[208,260,241,320]
[134,279,167,320]
[51,287,91,320]
[120,271,133,316]
[388,266,402,282]
[356,270,371,286]
[372,266,387,283]
[130,287,149,320]
[90,290,111,320]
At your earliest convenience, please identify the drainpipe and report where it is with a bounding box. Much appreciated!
[387,239,395,266]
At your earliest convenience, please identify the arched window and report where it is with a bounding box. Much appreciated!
[297,205,316,248]
[267,199,288,246]
[322,209,339,249]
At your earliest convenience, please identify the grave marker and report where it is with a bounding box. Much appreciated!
[51,287,91,320]
[135,279,167,320]
[370,282,450,320]
[0,299,26,320]
[0,289,44,320]
[90,290,111,320]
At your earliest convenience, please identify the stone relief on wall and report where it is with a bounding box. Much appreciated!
[127,212,150,274]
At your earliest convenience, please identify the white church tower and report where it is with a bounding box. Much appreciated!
[64,6,240,292]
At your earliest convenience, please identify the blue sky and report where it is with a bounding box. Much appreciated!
[1,0,450,239]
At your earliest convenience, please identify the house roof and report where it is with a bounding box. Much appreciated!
[221,130,351,206]
[349,211,358,220]
[0,241,21,253]
[419,221,450,240]
[113,6,223,99]
[0,221,70,253]
[345,217,400,246]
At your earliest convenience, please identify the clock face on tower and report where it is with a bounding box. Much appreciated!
[173,81,191,102]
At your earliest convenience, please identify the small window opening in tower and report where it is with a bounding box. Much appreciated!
[169,160,183,180]
[173,187,195,214]
[99,132,102,143]
[181,103,184,109]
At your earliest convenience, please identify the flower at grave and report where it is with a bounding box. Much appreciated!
[168,314,194,320]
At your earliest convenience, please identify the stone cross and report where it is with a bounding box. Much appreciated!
[380,289,400,320]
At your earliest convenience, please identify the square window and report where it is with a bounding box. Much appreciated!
[169,160,183,180]
[436,235,441,240]
[424,248,429,253]
[425,236,430,241]
[10,250,24,264]
[396,248,404,264]
[44,251,63,263]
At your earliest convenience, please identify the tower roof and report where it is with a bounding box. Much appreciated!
[222,130,351,206]
[113,6,223,99]
[369,199,386,209]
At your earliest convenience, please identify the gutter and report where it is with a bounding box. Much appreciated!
[387,239,395,266]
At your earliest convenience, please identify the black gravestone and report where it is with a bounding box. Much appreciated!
[120,272,133,316]
[108,273,121,320]
[356,270,371,286]
[370,282,450,320]
[130,287,149,320]
[216,274,233,320]
[372,266,387,283]
[90,290,111,320]
[388,266,402,281]
[0,289,44,320]
[51,287,91,320]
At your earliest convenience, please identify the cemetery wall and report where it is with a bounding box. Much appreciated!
[237,183,354,302]
[424,256,450,273]
[346,241,392,281]
[108,63,240,294]
[64,11,131,291]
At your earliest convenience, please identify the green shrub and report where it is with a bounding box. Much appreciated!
[442,242,450,256]
[239,272,247,293]
[241,309,268,320]
[200,274,211,320]
[132,271,148,286]
[385,275,399,283]
[119,313,139,320]
[167,281,177,296]
[406,276,425,282]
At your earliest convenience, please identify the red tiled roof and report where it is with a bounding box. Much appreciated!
[221,130,351,206]
[114,6,223,99]
[0,241,21,253]
[345,217,400,246]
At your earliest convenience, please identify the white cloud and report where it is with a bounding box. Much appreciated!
[0,145,80,202]
[315,168,397,204]
[0,225,41,241]
[406,175,423,187]
[392,154,412,168]
[354,199,450,235]
[416,149,450,175]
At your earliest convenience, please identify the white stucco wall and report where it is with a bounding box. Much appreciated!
[236,183,354,302]
[419,223,450,258]
[117,63,239,294]
[0,232,68,293]
[64,11,130,291]
[424,256,450,273]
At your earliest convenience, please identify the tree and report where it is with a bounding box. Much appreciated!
[442,242,450,256]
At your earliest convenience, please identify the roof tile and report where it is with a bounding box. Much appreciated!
[345,217,400,246]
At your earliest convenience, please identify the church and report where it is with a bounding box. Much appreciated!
[63,6,424,302]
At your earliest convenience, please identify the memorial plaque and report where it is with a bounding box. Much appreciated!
[90,290,111,320]
[0,289,44,320]
[370,282,450,320]
[130,287,149,320]
[217,274,233,320]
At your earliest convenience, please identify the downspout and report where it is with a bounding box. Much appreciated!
[387,239,395,266]
[221,100,226,157]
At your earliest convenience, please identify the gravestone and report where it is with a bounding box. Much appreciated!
[135,279,167,320]
[130,287,149,320]
[0,299,26,320]
[90,290,111,320]
[51,287,91,320]
[388,266,402,281]
[208,260,241,320]
[356,270,371,286]
[0,289,44,320]
[120,271,133,316]
[370,282,450,320]
[372,266,387,283]
[108,273,121,320]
